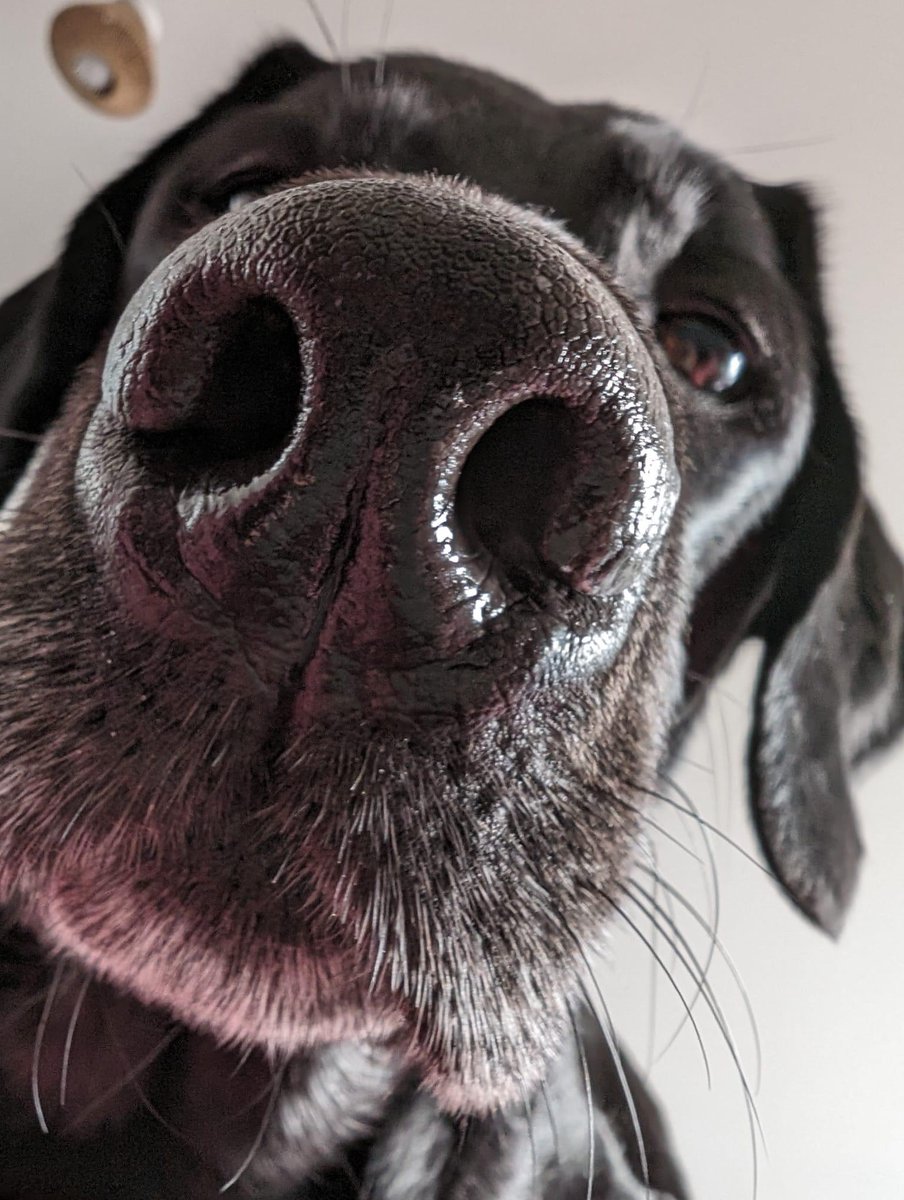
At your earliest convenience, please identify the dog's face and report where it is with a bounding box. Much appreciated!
[0,42,901,1121]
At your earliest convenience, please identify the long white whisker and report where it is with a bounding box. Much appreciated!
[374,0,396,90]
[567,997,595,1200]
[59,972,91,1109]
[31,960,66,1134]
[305,0,351,94]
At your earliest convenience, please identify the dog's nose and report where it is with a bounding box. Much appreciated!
[79,175,676,706]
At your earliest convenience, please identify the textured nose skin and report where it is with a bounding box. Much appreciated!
[78,174,677,717]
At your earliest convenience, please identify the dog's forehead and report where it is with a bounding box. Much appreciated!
[344,57,772,266]
[165,52,778,286]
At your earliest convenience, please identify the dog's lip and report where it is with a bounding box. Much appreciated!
[22,859,515,1111]
[0,688,620,1116]
[25,878,552,1117]
[23,852,407,1048]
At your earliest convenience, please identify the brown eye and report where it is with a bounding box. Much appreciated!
[656,313,749,395]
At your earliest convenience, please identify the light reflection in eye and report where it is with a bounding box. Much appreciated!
[657,314,748,395]
[227,189,265,213]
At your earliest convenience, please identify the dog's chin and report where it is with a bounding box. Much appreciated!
[4,707,645,1116]
[18,843,569,1116]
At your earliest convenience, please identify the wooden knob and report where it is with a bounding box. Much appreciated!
[49,2,155,117]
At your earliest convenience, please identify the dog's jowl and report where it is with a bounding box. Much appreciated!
[0,42,900,1199]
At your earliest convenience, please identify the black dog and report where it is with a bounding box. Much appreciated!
[0,41,900,1199]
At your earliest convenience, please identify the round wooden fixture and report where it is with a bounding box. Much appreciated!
[49,2,156,117]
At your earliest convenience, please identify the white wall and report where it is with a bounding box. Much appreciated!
[1,3,902,1196]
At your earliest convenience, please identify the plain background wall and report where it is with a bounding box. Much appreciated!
[1,2,902,1196]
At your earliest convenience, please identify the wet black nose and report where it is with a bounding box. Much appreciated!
[78,175,676,713]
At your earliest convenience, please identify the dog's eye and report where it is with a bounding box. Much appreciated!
[202,173,278,215]
[656,313,748,395]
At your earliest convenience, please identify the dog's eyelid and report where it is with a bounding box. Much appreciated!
[197,167,289,213]
[656,297,753,348]
[177,146,309,213]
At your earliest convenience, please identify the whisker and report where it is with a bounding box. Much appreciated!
[577,976,650,1197]
[634,775,723,1059]
[625,882,754,1095]
[670,751,714,775]
[99,997,187,1144]
[636,865,762,1092]
[71,165,126,258]
[219,1058,287,1193]
[698,683,725,828]
[58,971,91,1109]
[567,996,595,1200]
[533,864,651,1197]
[685,669,753,712]
[725,134,833,158]
[642,771,774,880]
[0,987,54,1039]
[638,859,686,1065]
[636,835,663,1074]
[58,797,93,845]
[679,52,710,128]
[609,895,712,1086]
[626,880,720,1055]
[305,0,352,95]
[553,725,706,876]
[31,960,66,1133]
[713,686,738,830]
[653,769,722,937]
[68,1026,180,1130]
[636,808,705,866]
[374,0,396,90]
[638,835,681,993]
[341,0,352,64]
[517,1079,539,1195]
[538,1078,561,1177]
[623,884,764,1199]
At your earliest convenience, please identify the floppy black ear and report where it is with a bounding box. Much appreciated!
[745,184,904,936]
[0,40,326,500]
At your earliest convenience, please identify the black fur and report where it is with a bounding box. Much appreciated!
[0,42,900,1199]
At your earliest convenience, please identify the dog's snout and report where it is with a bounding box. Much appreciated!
[78,174,677,710]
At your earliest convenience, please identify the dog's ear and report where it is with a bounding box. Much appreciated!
[0,40,326,499]
[682,185,903,935]
[745,184,904,936]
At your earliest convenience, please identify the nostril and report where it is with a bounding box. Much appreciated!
[132,298,303,483]
[454,398,582,593]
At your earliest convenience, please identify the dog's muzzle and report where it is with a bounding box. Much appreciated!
[78,174,678,722]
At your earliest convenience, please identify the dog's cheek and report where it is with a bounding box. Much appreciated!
[0,353,108,545]
[388,542,689,1109]
[0,359,165,888]
[0,357,273,897]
